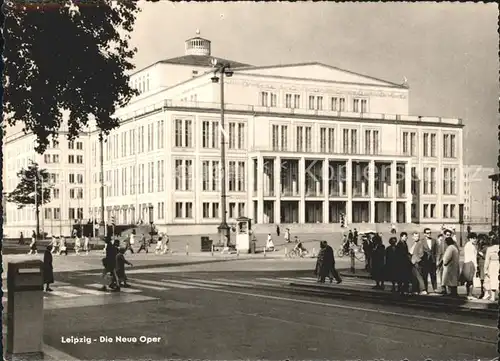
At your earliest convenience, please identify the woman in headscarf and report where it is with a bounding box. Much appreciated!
[43,245,54,292]
[442,236,460,297]
[370,234,386,290]
[482,236,499,301]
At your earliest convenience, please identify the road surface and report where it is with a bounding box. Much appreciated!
[4,266,496,360]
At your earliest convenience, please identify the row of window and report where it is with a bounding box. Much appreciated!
[272,125,380,155]
[176,201,247,219]
[421,167,458,195]
[44,154,84,164]
[132,73,150,95]
[175,119,246,150]
[260,92,368,113]
[46,140,83,150]
[422,203,457,219]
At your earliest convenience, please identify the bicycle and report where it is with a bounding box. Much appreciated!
[287,248,308,258]
[337,245,365,263]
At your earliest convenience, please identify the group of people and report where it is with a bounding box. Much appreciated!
[100,235,134,292]
[119,230,170,255]
[363,227,499,300]
[314,240,342,284]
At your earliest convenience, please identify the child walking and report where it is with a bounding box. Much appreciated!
[116,248,133,288]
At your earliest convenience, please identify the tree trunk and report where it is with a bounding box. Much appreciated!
[35,205,40,240]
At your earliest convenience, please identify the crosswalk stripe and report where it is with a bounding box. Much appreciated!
[171,279,221,289]
[214,278,279,288]
[46,290,80,298]
[56,286,103,296]
[197,279,254,288]
[127,278,195,289]
[128,283,169,292]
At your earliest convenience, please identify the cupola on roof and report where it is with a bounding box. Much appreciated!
[185,29,211,56]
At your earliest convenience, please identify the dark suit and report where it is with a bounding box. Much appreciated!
[420,237,438,292]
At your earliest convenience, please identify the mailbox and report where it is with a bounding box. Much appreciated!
[5,260,44,360]
[235,217,252,253]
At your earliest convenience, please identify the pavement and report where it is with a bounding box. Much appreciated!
[1,252,498,360]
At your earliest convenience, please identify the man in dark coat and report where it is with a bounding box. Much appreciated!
[395,232,411,294]
[325,242,342,284]
[100,236,120,292]
[43,245,54,292]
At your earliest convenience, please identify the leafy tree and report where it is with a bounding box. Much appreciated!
[3,0,141,153]
[7,162,53,238]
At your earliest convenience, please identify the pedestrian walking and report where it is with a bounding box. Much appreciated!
[476,234,489,298]
[482,236,499,301]
[126,230,136,254]
[58,236,68,256]
[74,235,81,255]
[50,235,58,255]
[28,232,38,255]
[100,237,120,292]
[325,241,342,284]
[266,234,275,252]
[460,233,478,300]
[162,235,170,254]
[84,235,90,255]
[421,228,438,294]
[284,228,290,243]
[43,245,54,292]
[276,225,280,237]
[409,232,426,295]
[370,235,385,290]
[442,237,460,297]
[385,237,399,292]
[353,228,358,245]
[137,235,148,253]
[116,248,133,288]
[155,236,164,254]
[19,232,24,245]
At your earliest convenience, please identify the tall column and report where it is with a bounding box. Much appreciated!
[405,161,412,223]
[274,156,281,224]
[257,156,264,224]
[369,160,375,223]
[391,161,397,224]
[299,157,306,223]
[346,159,352,224]
[323,159,329,223]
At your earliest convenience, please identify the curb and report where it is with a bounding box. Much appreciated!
[287,282,497,317]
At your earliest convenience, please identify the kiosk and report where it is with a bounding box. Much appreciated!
[235,217,252,253]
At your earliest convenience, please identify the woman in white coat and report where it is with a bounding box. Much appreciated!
[442,237,460,297]
[483,237,499,301]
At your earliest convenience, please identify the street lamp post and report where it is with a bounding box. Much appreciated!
[99,131,106,237]
[211,60,233,247]
[148,205,154,240]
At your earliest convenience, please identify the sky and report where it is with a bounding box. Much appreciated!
[129,1,499,169]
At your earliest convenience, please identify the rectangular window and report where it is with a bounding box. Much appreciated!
[228,122,236,149]
[320,128,326,153]
[308,95,315,110]
[175,119,183,147]
[229,161,236,192]
[285,94,292,108]
[423,133,429,157]
[260,91,269,107]
[350,129,358,154]
[175,202,183,218]
[202,121,210,148]
[238,203,245,217]
[353,98,360,112]
[130,166,135,195]
[229,202,236,219]
[450,204,456,218]
[185,160,193,191]
[185,120,193,148]
[270,93,277,107]
[158,120,164,149]
[77,155,83,164]
[339,98,346,111]
[364,130,371,154]
[292,94,299,108]
[361,99,367,113]
[305,126,312,152]
[202,161,210,191]
[186,202,193,218]
[281,125,288,151]
[342,129,349,153]
[68,141,74,150]
[140,126,145,153]
[175,160,182,191]
[238,161,246,192]
[450,134,456,158]
[53,154,59,163]
[147,123,153,151]
[423,204,429,218]
[443,204,449,218]
[238,123,245,149]
[430,204,436,218]
[53,208,60,220]
[430,134,436,157]
[212,161,219,191]
[410,133,416,156]
[68,155,74,164]
[430,168,436,194]
[296,126,303,152]
[402,132,409,155]
[202,203,210,218]
[212,203,219,219]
